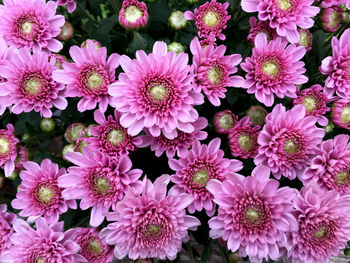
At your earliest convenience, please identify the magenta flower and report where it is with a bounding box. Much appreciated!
[139,117,208,158]
[0,0,65,52]
[0,49,67,118]
[65,227,113,263]
[254,104,325,180]
[0,124,19,178]
[285,183,350,263]
[169,138,243,216]
[293,85,332,126]
[190,37,243,106]
[0,205,16,257]
[119,0,149,30]
[331,98,350,130]
[53,40,119,113]
[228,116,260,159]
[99,175,200,260]
[247,17,278,44]
[241,0,319,43]
[88,109,142,158]
[109,41,203,139]
[11,159,77,224]
[0,217,87,263]
[58,146,143,227]
[207,165,298,262]
[241,34,308,107]
[13,146,29,173]
[184,0,230,41]
[57,0,77,13]
[212,110,237,135]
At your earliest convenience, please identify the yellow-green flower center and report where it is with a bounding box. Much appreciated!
[107,129,124,146]
[87,73,103,90]
[219,114,234,130]
[88,239,104,256]
[95,177,110,194]
[336,171,349,185]
[303,96,316,111]
[124,5,143,23]
[147,224,160,235]
[208,67,222,84]
[341,107,350,124]
[277,0,292,10]
[0,137,10,154]
[192,169,209,187]
[25,77,42,95]
[150,85,167,101]
[299,30,311,48]
[314,226,327,239]
[263,61,278,77]
[329,10,341,28]
[238,135,253,151]
[36,258,45,263]
[22,21,33,34]
[285,139,297,154]
[245,208,260,223]
[37,186,53,203]
[203,11,219,27]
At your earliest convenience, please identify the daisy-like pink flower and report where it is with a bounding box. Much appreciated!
[0,0,65,52]
[331,98,350,130]
[285,183,350,263]
[184,0,230,41]
[241,34,308,107]
[139,117,207,158]
[207,165,298,262]
[293,85,331,126]
[0,124,19,178]
[228,117,260,159]
[302,134,350,194]
[241,0,319,43]
[168,138,243,216]
[0,205,16,257]
[65,228,113,263]
[212,110,237,135]
[321,29,350,98]
[58,146,143,227]
[0,49,67,118]
[109,41,203,139]
[100,175,200,260]
[88,110,142,158]
[119,0,149,30]
[57,0,77,13]
[190,37,243,106]
[255,104,325,180]
[247,17,278,44]
[53,40,119,113]
[11,159,77,224]
[0,217,87,263]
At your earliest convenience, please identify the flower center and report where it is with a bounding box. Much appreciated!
[25,77,42,95]
[341,107,350,124]
[147,224,160,235]
[208,67,222,84]
[150,85,167,101]
[36,258,45,263]
[192,169,209,187]
[245,208,260,223]
[106,129,124,145]
[0,137,10,154]
[238,135,253,151]
[284,139,298,154]
[203,11,219,27]
[336,171,349,185]
[329,10,341,28]
[88,239,104,256]
[303,96,316,111]
[314,226,327,239]
[219,114,234,130]
[124,5,143,23]
[277,0,292,10]
[263,61,278,76]
[37,186,53,204]
[95,177,110,194]
[87,73,103,90]
[21,21,33,34]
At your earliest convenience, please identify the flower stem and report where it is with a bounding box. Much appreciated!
[186,242,196,263]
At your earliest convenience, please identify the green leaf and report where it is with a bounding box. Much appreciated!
[201,242,212,263]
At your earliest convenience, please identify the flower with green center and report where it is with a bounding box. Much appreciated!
[147,224,161,235]
[169,11,187,30]
[24,77,42,95]
[36,258,45,263]
[21,21,33,34]
[192,169,209,187]
[263,61,278,77]
[40,118,56,133]
[202,11,219,27]
[341,107,350,124]
[88,239,104,256]
[314,226,327,239]
[219,114,234,130]
[208,66,222,84]
[0,137,10,154]
[303,96,316,111]
[336,171,349,185]
[125,5,143,23]
[150,84,167,101]
[95,177,110,194]
[37,186,54,204]
[168,42,184,53]
[64,123,85,144]
[285,139,298,154]
[298,29,312,50]
[238,135,253,151]
[245,208,260,223]
[277,0,292,11]
[106,129,124,146]
[246,105,267,126]
[87,72,103,91]
[119,0,148,30]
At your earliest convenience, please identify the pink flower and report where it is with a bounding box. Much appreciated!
[331,98,350,130]
[119,0,148,30]
[241,0,319,43]
[65,228,113,263]
[254,104,325,180]
[109,41,203,139]
[293,85,332,126]
[317,0,348,8]
[168,138,243,216]
[320,6,343,33]
[241,34,308,107]
[297,29,313,51]
[53,40,119,113]
[0,0,65,52]
[247,17,278,44]
[57,0,76,13]
[228,116,260,159]
[88,110,142,158]
[58,146,143,227]
[212,110,237,135]
[100,175,200,260]
[207,165,298,262]
[184,0,230,41]
[139,117,208,158]
[190,37,243,106]
[0,205,16,257]
[0,124,19,178]
[0,49,67,118]
[285,183,350,263]
[0,217,87,263]
[13,146,29,172]
[11,159,77,224]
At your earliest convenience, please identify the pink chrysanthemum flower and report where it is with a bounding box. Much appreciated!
[109,41,203,139]
[212,110,237,135]
[320,29,350,98]
[293,85,331,126]
[11,159,77,224]
[58,146,143,227]
[56,21,74,41]
[65,227,113,263]
[302,134,350,194]
[228,117,260,159]
[199,35,217,49]
[0,124,19,178]
[88,110,142,158]
[53,40,119,113]
[241,34,308,107]
[207,165,298,263]
[13,146,29,172]
[57,0,77,13]
[190,37,243,106]
[317,0,348,8]
[99,175,200,260]
[241,0,319,43]
[0,0,65,52]
[331,98,350,130]
[139,117,208,158]
[285,183,350,263]
[81,39,101,49]
[320,6,343,33]
[0,217,87,263]
[119,0,149,30]
[0,205,16,257]
[0,49,67,118]
[168,138,243,216]
[184,0,230,41]
[247,17,278,44]
[254,104,325,180]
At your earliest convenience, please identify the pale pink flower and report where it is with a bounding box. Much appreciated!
[0,205,16,257]
[331,98,350,130]
[119,0,148,30]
